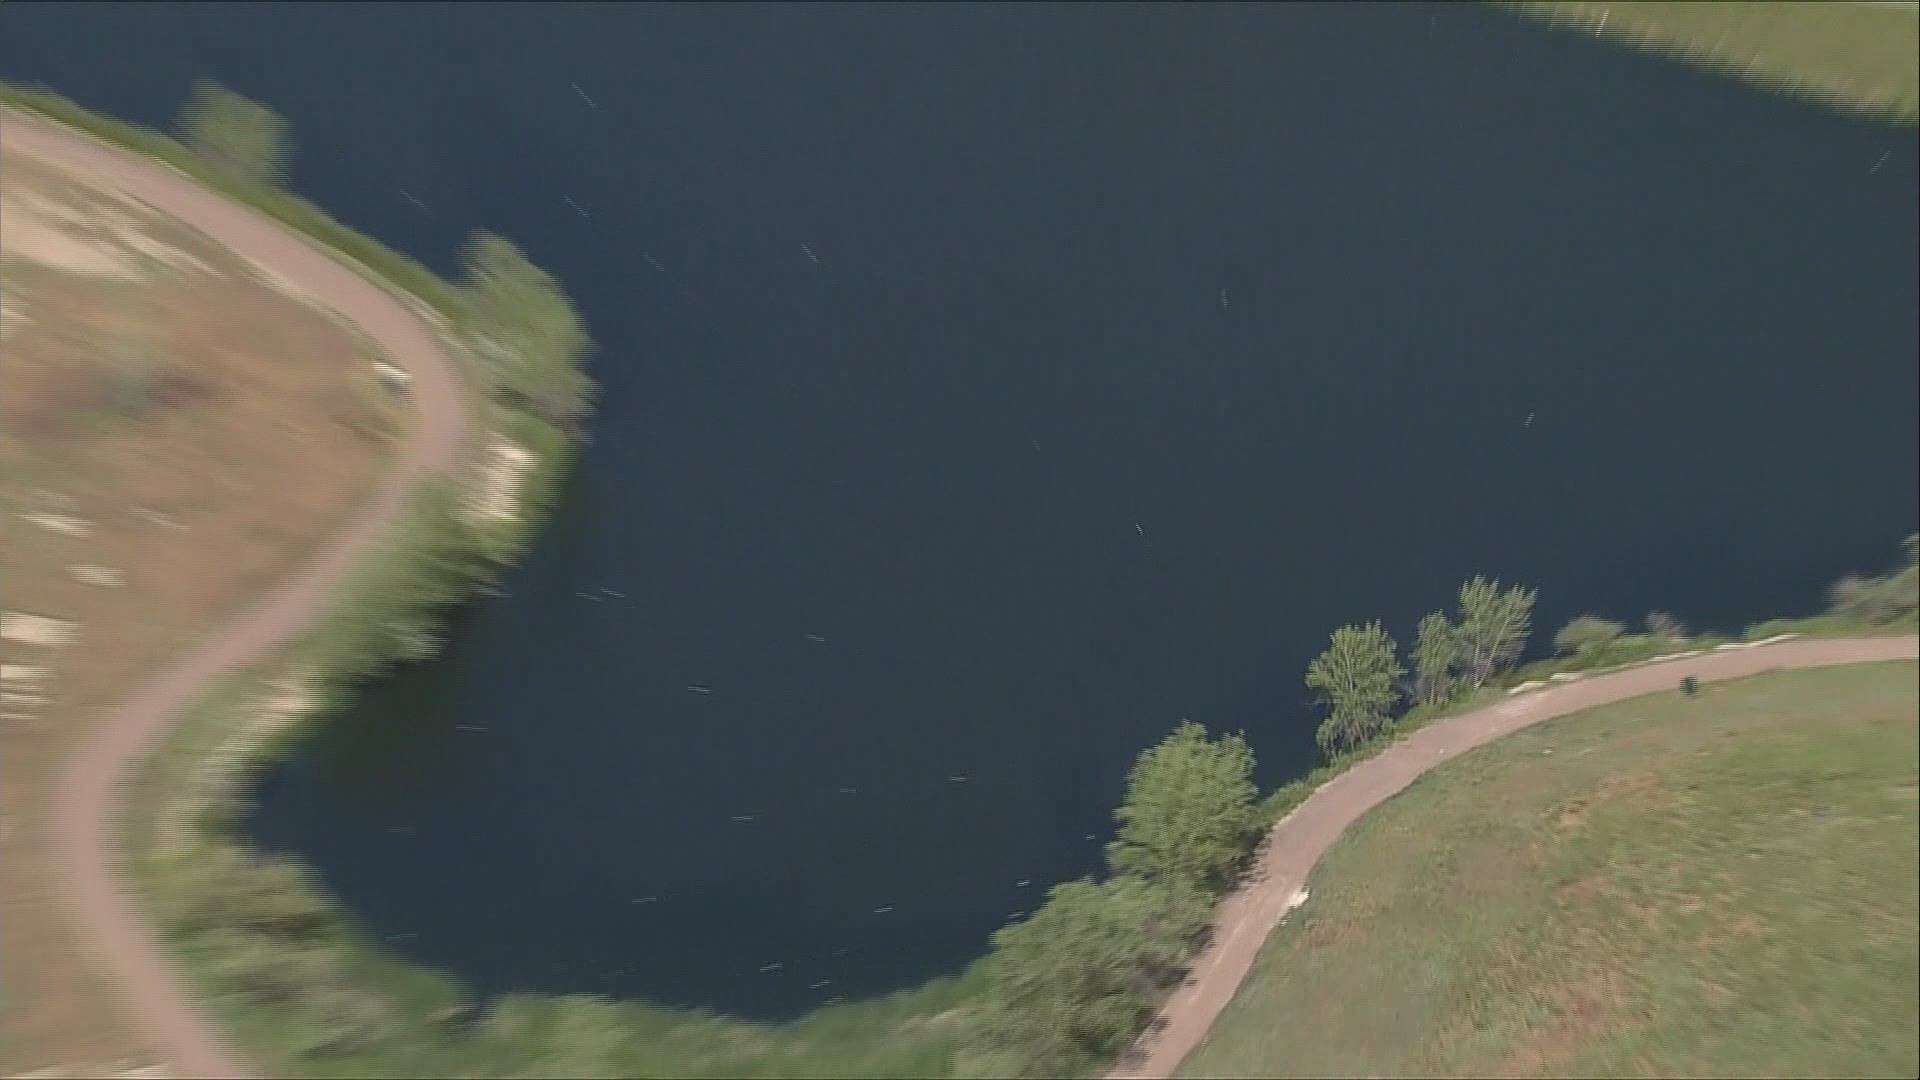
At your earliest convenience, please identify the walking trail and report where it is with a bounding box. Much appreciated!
[3,110,471,1080]
[1110,632,1920,1079]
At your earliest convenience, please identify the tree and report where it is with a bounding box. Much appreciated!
[1410,611,1458,707]
[1106,721,1264,894]
[456,232,595,424]
[965,875,1213,1078]
[1306,621,1404,756]
[177,80,291,186]
[1553,614,1625,657]
[1454,576,1536,687]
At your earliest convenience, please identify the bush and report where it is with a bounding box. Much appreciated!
[1826,559,1917,625]
[1644,610,1689,640]
[177,80,292,188]
[159,844,327,942]
[289,983,392,1059]
[967,876,1213,1078]
[1552,614,1626,656]
[456,233,596,426]
[301,483,495,691]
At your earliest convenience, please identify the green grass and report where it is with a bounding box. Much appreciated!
[1185,661,1920,1079]
[1508,1,1920,123]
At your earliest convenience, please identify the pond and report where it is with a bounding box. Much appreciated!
[6,0,1913,1022]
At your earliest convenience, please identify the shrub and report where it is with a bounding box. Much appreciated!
[1825,540,1917,624]
[1107,722,1264,895]
[301,483,494,691]
[1644,610,1689,640]
[456,233,596,426]
[177,80,291,188]
[1553,614,1626,656]
[967,875,1213,1078]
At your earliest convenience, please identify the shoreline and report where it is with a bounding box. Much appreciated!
[3,108,476,1078]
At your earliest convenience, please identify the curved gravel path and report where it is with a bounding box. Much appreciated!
[1111,633,1920,1080]
[4,109,471,1080]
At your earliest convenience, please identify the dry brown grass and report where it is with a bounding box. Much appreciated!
[0,141,398,1076]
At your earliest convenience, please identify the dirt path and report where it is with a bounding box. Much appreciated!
[2,111,471,1080]
[1111,633,1920,1080]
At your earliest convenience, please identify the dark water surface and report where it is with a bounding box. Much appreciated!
[7,1,1914,1021]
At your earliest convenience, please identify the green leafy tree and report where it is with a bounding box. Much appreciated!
[176,80,291,186]
[964,875,1213,1078]
[1410,611,1459,707]
[456,232,595,424]
[1107,721,1264,894]
[1454,576,1536,687]
[1553,614,1625,657]
[1306,621,1404,756]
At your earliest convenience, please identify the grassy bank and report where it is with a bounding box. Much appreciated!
[1183,660,1920,1077]
[1506,1,1920,123]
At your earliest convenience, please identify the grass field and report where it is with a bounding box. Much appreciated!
[1512,1,1920,123]
[1183,661,1920,1079]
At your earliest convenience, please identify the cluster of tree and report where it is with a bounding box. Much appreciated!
[1547,533,1916,671]
[962,722,1266,1078]
[1550,610,1684,660]
[1305,577,1538,756]
[174,83,596,429]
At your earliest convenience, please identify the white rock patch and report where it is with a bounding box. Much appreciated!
[1,613,79,649]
